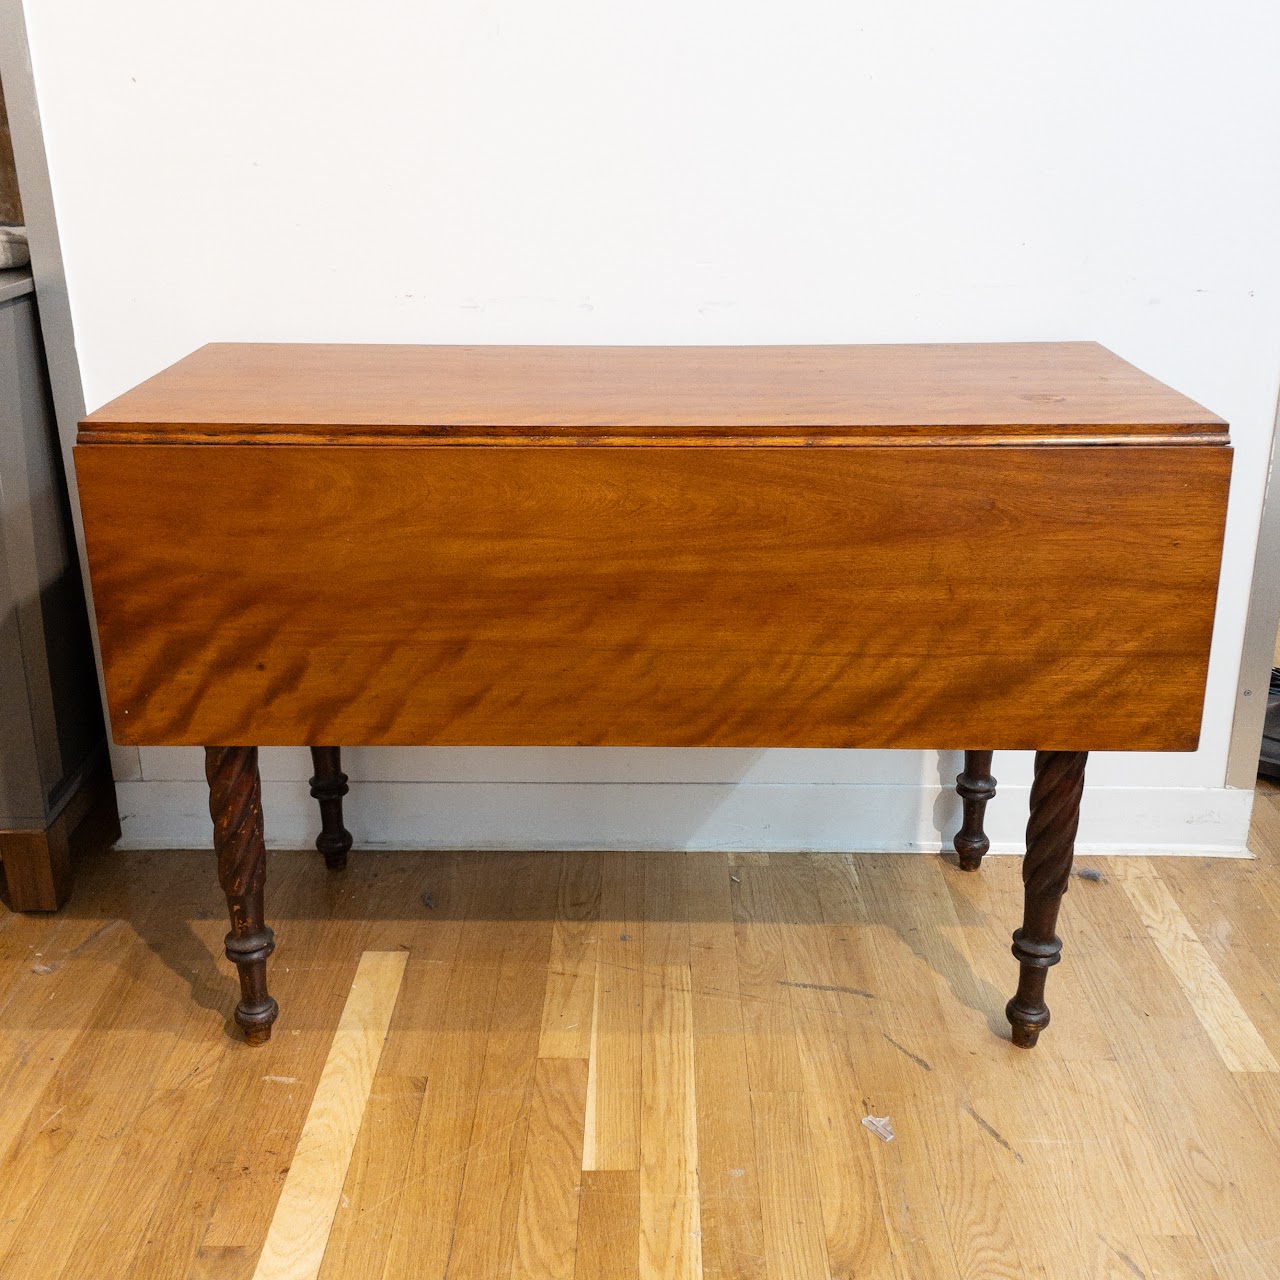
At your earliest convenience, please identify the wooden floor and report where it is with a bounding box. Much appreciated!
[4,798,1280,1280]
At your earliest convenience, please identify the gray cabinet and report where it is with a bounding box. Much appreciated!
[0,266,116,908]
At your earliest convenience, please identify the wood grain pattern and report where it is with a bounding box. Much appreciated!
[75,442,1229,750]
[767,856,894,1279]
[197,952,361,1264]
[130,858,325,1278]
[575,1170,641,1280]
[687,896,769,1279]
[511,1058,590,1280]
[316,1075,425,1280]
[443,869,556,1280]
[582,853,643,1172]
[376,937,499,1279]
[639,854,702,1280]
[252,950,407,1280]
[751,1091,832,1280]
[79,342,1225,442]
[5,827,1280,1278]
[1067,859,1280,1276]
[539,854,602,1060]
[731,863,803,1093]
[1115,865,1280,1073]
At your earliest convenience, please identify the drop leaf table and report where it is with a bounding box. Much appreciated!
[73,342,1231,1047]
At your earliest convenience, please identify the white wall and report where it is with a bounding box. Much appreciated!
[20,0,1280,853]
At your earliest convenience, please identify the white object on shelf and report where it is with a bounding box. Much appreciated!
[0,226,29,269]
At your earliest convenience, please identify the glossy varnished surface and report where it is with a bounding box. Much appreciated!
[2,814,1279,1278]
[80,341,1226,442]
[75,442,1229,749]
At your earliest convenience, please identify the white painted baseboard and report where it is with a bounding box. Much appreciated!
[114,778,1255,857]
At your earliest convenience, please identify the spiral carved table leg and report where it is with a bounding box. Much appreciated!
[1007,750,1087,1048]
[309,746,352,870]
[954,750,996,871]
[205,746,278,1044]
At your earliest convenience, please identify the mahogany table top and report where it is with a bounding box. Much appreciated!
[81,341,1226,445]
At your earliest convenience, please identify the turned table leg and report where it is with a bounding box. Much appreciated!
[954,749,996,871]
[309,746,352,870]
[206,746,278,1044]
[1006,750,1086,1048]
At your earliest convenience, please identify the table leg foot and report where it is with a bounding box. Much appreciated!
[954,749,996,871]
[225,928,279,1044]
[309,746,352,871]
[1006,749,1086,1049]
[206,746,278,1044]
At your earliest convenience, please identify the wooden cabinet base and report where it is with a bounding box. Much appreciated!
[0,756,120,911]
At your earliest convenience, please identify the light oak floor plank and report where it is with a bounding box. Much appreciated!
[539,853,600,1060]
[316,1074,426,1280]
[1113,862,1279,1073]
[511,1057,590,1280]
[639,852,702,1280]
[575,1169,640,1280]
[582,851,643,1172]
[686,853,768,1280]
[376,858,504,1280]
[444,855,556,1280]
[252,950,407,1280]
[750,1090,832,1280]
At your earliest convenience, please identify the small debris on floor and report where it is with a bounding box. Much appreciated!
[421,891,436,909]
[619,932,632,941]
[1074,867,1104,883]
[862,1114,895,1142]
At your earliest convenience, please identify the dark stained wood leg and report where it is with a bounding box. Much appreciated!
[1006,750,1087,1048]
[954,749,996,871]
[205,746,278,1045]
[308,746,352,871]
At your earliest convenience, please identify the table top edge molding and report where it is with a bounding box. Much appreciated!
[77,341,1229,443]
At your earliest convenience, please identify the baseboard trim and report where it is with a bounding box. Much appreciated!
[112,779,1255,857]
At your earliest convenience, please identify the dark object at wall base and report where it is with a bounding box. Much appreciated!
[1258,668,1280,781]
